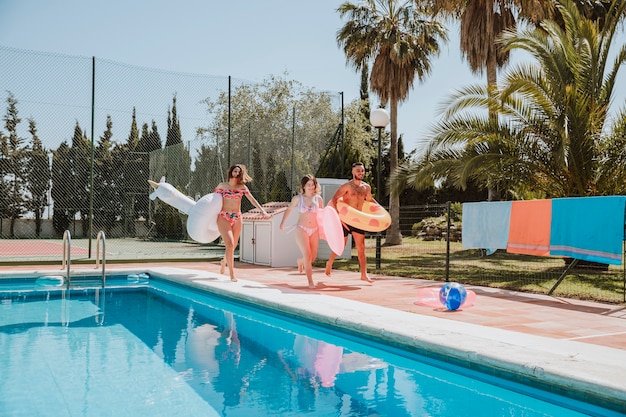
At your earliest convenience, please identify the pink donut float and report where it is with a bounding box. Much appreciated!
[335,198,391,233]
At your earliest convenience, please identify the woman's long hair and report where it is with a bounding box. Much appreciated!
[227,164,252,184]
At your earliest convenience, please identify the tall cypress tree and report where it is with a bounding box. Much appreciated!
[3,92,27,237]
[70,122,91,236]
[51,142,73,234]
[0,130,8,236]
[127,107,139,151]
[93,115,118,235]
[26,118,51,237]
[121,109,140,236]
[164,94,190,191]
[251,140,266,203]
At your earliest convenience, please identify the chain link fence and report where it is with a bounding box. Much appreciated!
[1,46,624,304]
[0,45,342,243]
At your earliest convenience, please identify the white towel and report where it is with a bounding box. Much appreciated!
[462,201,512,252]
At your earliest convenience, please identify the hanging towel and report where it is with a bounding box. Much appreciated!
[462,201,512,252]
[507,199,552,256]
[549,196,626,265]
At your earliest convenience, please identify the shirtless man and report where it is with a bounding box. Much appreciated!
[325,162,377,283]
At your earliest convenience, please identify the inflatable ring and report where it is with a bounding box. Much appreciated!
[335,198,391,232]
[317,206,345,255]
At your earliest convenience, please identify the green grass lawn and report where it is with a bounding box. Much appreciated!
[314,236,626,304]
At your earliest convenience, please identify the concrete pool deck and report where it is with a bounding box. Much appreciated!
[2,261,625,413]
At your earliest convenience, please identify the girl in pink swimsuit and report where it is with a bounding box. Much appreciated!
[279,174,323,288]
[215,164,268,282]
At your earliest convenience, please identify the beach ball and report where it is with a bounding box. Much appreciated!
[439,282,467,311]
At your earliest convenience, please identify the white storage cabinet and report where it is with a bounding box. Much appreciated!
[239,202,302,267]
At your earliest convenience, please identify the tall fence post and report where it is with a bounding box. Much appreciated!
[445,201,451,282]
[88,56,96,257]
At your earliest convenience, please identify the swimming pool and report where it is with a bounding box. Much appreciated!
[0,268,624,416]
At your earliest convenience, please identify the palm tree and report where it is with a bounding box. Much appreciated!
[337,0,447,244]
[426,0,547,200]
[393,0,626,198]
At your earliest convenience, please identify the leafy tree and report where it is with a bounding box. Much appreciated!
[269,170,291,202]
[3,92,28,237]
[154,200,184,240]
[251,139,266,202]
[189,144,222,199]
[93,115,118,235]
[426,0,626,199]
[393,0,626,198]
[337,0,447,244]
[166,95,182,147]
[265,152,277,203]
[0,130,8,235]
[428,0,532,200]
[164,95,191,191]
[51,142,73,234]
[202,75,340,197]
[347,99,378,182]
[127,107,139,152]
[70,122,91,237]
[26,118,51,237]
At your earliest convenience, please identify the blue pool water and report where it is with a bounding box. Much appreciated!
[0,274,620,417]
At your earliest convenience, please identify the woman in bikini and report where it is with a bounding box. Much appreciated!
[215,164,268,282]
[279,174,324,288]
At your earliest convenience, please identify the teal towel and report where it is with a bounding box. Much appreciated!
[550,196,626,264]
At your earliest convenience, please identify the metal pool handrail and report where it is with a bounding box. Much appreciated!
[62,230,71,289]
[95,230,106,288]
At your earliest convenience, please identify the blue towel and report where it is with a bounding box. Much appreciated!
[550,196,626,264]
[462,201,512,252]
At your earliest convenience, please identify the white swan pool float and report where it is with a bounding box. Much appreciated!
[148,177,222,243]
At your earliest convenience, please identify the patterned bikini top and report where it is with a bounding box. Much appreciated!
[298,194,319,213]
[215,188,249,199]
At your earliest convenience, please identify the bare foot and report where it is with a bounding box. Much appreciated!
[220,259,226,275]
[308,281,316,289]
[325,260,332,276]
[297,259,304,274]
[230,276,238,282]
[361,276,374,283]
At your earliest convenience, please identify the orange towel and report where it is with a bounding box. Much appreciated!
[506,199,552,256]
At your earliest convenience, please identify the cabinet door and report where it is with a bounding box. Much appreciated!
[253,222,272,265]
[240,222,255,263]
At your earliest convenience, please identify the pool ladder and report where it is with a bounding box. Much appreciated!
[62,230,71,289]
[61,230,107,289]
[95,231,106,287]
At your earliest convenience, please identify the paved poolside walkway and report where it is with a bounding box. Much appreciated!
[3,259,626,413]
[5,259,624,351]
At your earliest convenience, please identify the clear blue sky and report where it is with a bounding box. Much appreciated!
[1,0,624,154]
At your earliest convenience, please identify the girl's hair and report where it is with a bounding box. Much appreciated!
[227,164,252,184]
[300,174,321,194]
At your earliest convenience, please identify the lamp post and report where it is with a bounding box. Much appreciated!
[370,108,390,270]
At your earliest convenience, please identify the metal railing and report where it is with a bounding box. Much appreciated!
[95,230,106,288]
[61,230,71,289]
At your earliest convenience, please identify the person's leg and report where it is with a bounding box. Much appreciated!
[326,226,349,276]
[229,219,243,281]
[351,231,372,282]
[217,216,237,282]
[295,228,315,288]
[308,229,320,287]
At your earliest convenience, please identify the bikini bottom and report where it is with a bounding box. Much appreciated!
[219,210,242,226]
[298,224,318,237]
